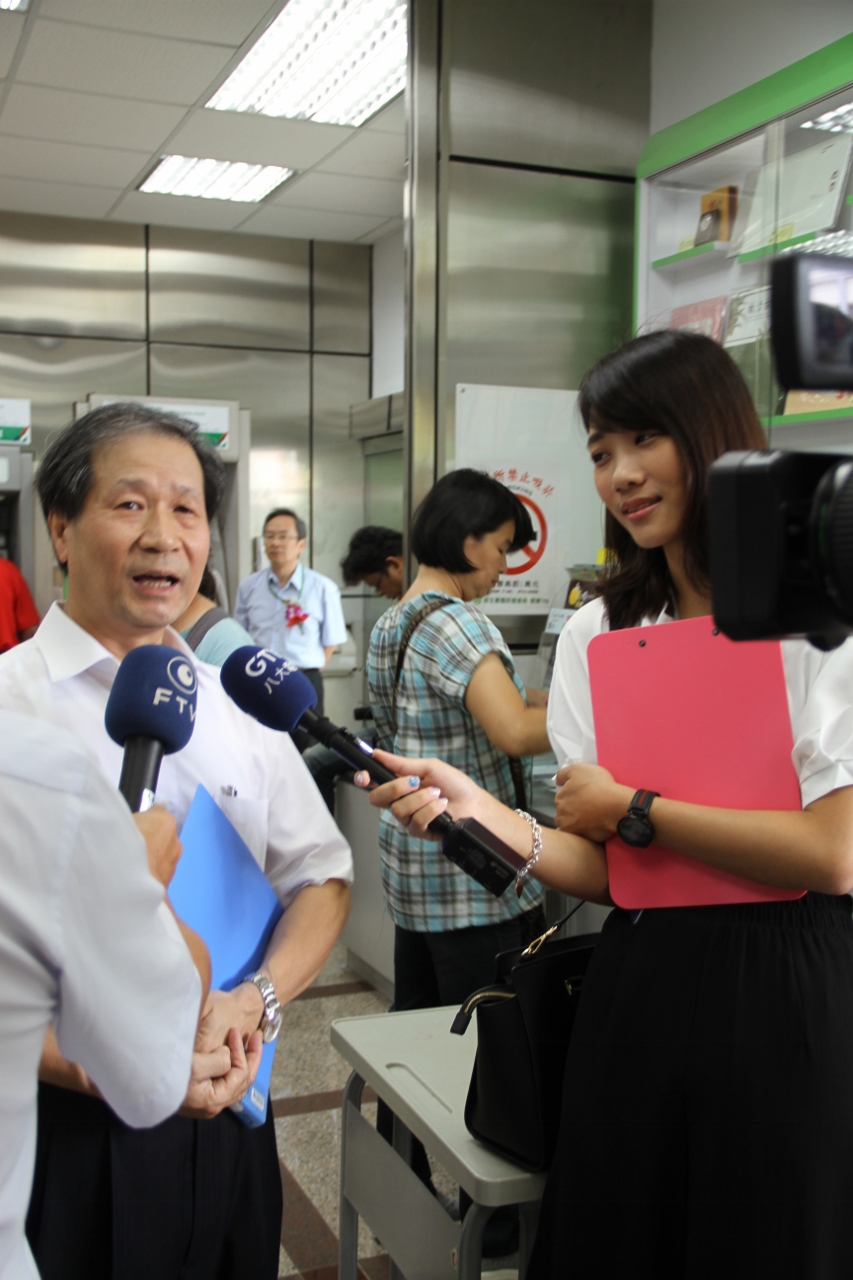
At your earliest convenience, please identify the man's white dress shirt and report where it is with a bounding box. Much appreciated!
[0,604,353,903]
[0,712,201,1280]
[234,565,347,670]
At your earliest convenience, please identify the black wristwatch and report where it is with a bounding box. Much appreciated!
[616,789,660,848]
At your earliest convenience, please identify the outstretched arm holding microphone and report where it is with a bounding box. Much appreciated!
[353,750,612,905]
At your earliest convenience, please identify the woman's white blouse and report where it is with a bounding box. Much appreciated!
[547,597,853,810]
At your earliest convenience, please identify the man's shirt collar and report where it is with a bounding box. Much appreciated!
[36,601,197,684]
[266,563,302,596]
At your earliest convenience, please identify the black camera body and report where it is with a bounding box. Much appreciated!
[709,448,853,649]
[709,253,853,648]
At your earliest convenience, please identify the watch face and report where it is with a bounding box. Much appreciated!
[616,814,655,848]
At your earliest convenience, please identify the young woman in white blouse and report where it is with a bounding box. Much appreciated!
[358,330,853,1280]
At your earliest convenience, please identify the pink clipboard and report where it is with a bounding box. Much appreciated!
[588,617,805,908]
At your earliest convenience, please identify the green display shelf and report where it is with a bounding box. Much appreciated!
[651,242,721,270]
[737,232,817,263]
[768,408,853,426]
[637,34,853,178]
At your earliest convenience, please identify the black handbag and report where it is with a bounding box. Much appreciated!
[450,907,597,1171]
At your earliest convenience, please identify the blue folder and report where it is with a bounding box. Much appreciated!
[170,783,283,1127]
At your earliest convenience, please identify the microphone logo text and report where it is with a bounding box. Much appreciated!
[245,648,299,696]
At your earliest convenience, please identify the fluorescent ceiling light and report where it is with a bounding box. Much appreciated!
[139,156,293,202]
[207,0,406,128]
[0,0,30,10]
[801,101,853,133]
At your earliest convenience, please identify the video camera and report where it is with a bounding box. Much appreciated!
[709,252,853,649]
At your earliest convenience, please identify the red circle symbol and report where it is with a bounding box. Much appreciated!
[505,493,547,576]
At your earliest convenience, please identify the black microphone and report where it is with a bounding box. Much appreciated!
[220,646,526,897]
[105,646,198,812]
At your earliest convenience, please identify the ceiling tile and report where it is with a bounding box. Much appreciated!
[16,19,232,106]
[356,216,404,244]
[36,0,281,47]
[364,95,406,135]
[0,85,186,151]
[169,109,354,169]
[316,128,405,181]
[0,13,25,79]
[237,205,388,242]
[110,190,248,232]
[0,176,124,219]
[0,135,150,188]
[273,173,403,216]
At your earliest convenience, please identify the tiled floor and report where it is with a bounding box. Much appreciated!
[270,942,391,1280]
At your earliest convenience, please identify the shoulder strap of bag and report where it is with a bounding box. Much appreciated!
[391,595,528,809]
[184,606,228,653]
[391,597,452,727]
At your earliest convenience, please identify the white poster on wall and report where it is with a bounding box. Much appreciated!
[455,383,602,615]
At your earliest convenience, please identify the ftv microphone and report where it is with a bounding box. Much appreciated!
[220,646,526,897]
[105,645,198,812]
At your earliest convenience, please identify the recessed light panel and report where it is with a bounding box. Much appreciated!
[207,0,407,128]
[139,156,293,202]
[0,0,30,10]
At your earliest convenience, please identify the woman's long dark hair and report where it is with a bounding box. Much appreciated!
[579,330,767,629]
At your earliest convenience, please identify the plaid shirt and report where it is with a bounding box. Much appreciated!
[367,591,543,931]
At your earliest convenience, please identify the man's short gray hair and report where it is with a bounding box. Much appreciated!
[36,402,226,525]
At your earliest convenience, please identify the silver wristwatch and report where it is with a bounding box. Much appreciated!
[243,971,283,1044]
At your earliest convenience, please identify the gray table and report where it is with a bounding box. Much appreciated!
[332,1007,547,1280]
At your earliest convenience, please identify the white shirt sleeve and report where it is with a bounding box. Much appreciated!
[258,724,354,905]
[546,599,606,766]
[319,577,347,648]
[56,759,201,1129]
[784,637,853,809]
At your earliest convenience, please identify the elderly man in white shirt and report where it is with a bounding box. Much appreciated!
[0,402,352,1280]
[0,712,210,1280]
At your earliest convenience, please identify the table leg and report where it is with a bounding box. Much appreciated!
[391,1111,413,1166]
[389,1112,413,1280]
[456,1201,491,1280]
[518,1200,541,1279]
[339,1071,366,1280]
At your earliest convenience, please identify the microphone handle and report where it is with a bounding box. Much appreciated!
[299,708,454,835]
[118,736,165,814]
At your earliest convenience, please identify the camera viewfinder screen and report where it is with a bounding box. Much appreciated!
[809,259,853,371]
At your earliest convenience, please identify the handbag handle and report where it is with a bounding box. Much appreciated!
[521,898,585,956]
[450,899,588,1035]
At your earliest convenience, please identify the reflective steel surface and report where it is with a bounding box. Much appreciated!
[312,352,371,580]
[0,332,147,454]
[0,212,146,341]
[313,242,371,355]
[445,160,635,445]
[148,227,311,350]
[446,0,651,176]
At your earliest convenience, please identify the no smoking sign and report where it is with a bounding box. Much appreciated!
[506,493,548,576]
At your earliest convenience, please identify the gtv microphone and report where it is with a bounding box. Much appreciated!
[220,646,526,897]
[105,646,198,812]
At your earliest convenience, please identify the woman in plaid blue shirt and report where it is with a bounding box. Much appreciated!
[367,469,552,1002]
[366,470,553,1239]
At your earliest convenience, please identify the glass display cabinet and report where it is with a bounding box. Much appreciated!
[635,32,853,453]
